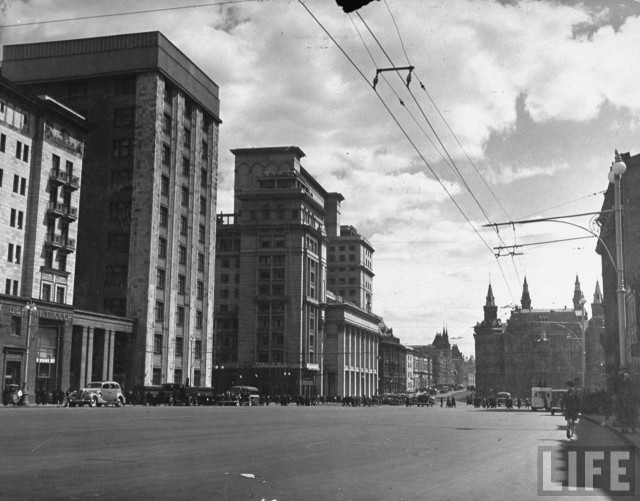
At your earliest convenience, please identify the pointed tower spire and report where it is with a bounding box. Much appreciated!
[592,280,604,317]
[573,275,584,310]
[484,283,498,323]
[521,277,531,310]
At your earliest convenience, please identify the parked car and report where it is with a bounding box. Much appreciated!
[415,393,435,407]
[69,381,125,407]
[496,391,511,407]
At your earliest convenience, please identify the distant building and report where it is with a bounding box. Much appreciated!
[378,325,405,394]
[214,146,382,398]
[474,277,604,397]
[3,32,221,389]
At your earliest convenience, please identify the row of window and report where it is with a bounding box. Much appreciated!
[154,301,204,329]
[41,283,66,304]
[153,333,202,358]
[9,209,24,230]
[4,279,19,296]
[150,368,201,386]
[7,243,22,264]
[156,269,205,299]
[0,100,30,132]
[0,170,27,195]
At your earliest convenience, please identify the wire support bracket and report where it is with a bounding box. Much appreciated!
[373,65,414,89]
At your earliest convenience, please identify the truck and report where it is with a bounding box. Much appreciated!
[531,386,552,411]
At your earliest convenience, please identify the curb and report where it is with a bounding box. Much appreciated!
[581,414,639,448]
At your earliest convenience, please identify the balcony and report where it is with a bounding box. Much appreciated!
[47,202,78,221]
[49,171,80,191]
[44,234,76,252]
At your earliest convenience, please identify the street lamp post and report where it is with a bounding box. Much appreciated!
[608,151,627,369]
[20,301,38,406]
[579,297,587,388]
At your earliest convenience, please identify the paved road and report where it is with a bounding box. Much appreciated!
[0,403,636,500]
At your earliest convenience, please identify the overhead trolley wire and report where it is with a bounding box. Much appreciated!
[297,0,516,303]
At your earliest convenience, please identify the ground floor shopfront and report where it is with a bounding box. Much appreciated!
[0,295,133,403]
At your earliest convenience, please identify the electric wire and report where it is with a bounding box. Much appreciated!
[352,10,518,300]
[0,0,259,28]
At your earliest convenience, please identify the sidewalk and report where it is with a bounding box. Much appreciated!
[582,413,640,449]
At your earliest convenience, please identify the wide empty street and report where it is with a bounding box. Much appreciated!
[0,403,636,500]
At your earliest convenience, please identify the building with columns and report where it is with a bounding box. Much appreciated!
[0,74,134,400]
[214,146,383,398]
[3,32,221,389]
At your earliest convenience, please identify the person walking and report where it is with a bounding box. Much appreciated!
[563,382,580,440]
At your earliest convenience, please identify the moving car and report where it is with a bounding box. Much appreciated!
[225,385,260,406]
[69,381,125,407]
[496,391,511,407]
[531,386,552,411]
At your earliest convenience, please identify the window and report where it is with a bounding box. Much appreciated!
[56,286,65,304]
[0,168,3,187]
[58,253,67,272]
[182,156,190,176]
[42,283,52,302]
[13,175,19,193]
[15,141,22,159]
[201,140,208,160]
[163,113,172,135]
[200,196,206,216]
[158,237,167,258]
[159,206,168,227]
[155,301,164,322]
[44,250,53,268]
[17,211,23,230]
[180,216,188,236]
[5,279,11,295]
[154,334,163,354]
[178,245,187,265]
[198,224,205,243]
[156,268,166,290]
[183,127,191,149]
[174,369,183,384]
[194,339,202,357]
[197,253,205,272]
[177,306,185,326]
[23,144,29,162]
[8,243,13,263]
[161,175,169,196]
[0,133,5,152]
[12,280,18,296]
[200,168,207,188]
[152,368,161,385]
[197,281,204,300]
[178,275,186,295]
[11,315,21,335]
[175,337,184,357]
[193,370,201,387]
[162,144,171,165]
[181,186,189,207]
[20,178,26,196]
[113,139,132,158]
[196,311,203,329]
[10,209,16,227]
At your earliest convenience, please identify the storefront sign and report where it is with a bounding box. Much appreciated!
[0,303,73,322]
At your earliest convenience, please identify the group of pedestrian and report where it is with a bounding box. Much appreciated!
[440,396,456,407]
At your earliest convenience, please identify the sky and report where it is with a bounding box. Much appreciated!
[2,0,640,358]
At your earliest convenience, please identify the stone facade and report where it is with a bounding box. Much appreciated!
[3,32,221,389]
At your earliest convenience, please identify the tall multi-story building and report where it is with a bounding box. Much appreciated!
[3,32,221,388]
[0,75,124,400]
[215,147,327,397]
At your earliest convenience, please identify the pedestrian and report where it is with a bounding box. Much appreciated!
[440,397,443,407]
[563,382,580,440]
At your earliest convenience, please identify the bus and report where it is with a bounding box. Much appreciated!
[531,386,552,411]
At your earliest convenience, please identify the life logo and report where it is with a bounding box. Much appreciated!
[538,446,636,496]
